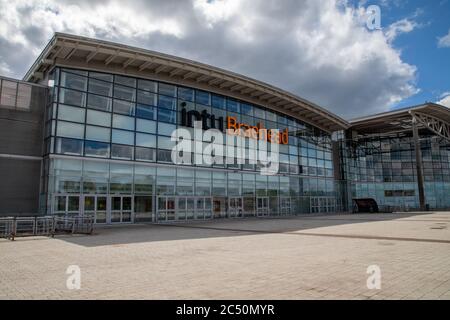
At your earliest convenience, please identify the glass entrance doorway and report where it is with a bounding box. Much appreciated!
[110,196,133,223]
[82,195,107,224]
[213,197,227,219]
[256,197,269,217]
[228,197,243,218]
[280,197,291,215]
[196,197,213,220]
[176,197,195,221]
[157,196,176,222]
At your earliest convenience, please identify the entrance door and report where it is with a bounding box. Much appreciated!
[157,196,176,222]
[82,195,107,224]
[280,197,291,215]
[213,197,227,219]
[53,194,81,217]
[228,197,243,218]
[110,196,133,223]
[195,197,213,220]
[257,197,269,217]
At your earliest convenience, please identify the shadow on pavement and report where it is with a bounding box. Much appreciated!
[46,212,450,247]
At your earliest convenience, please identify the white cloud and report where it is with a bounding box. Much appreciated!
[437,92,450,108]
[0,0,418,119]
[438,29,450,48]
[385,18,418,43]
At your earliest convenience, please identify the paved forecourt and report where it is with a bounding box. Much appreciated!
[1,212,450,299]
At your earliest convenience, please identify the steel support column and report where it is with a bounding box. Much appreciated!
[412,117,426,211]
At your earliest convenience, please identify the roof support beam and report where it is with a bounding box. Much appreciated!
[122,56,136,68]
[267,97,281,104]
[169,68,184,77]
[219,81,233,89]
[229,84,242,92]
[64,44,78,60]
[208,78,223,86]
[105,50,119,66]
[240,87,254,95]
[258,93,272,101]
[275,100,289,107]
[195,74,210,83]
[139,61,153,72]
[52,45,65,59]
[183,71,197,80]
[250,91,263,98]
[410,111,450,142]
[86,49,98,63]
[154,64,168,74]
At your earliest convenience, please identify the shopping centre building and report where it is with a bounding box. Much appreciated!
[1,33,449,224]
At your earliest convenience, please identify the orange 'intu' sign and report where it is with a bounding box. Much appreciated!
[227,116,289,145]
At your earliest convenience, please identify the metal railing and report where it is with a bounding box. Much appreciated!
[0,216,94,240]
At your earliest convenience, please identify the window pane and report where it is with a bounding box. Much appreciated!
[136,118,156,134]
[88,78,112,96]
[158,83,176,97]
[136,104,156,120]
[266,110,277,121]
[158,108,176,123]
[136,133,156,148]
[135,147,156,162]
[0,80,17,107]
[211,94,226,109]
[178,87,194,102]
[115,75,136,87]
[86,109,111,127]
[113,99,135,116]
[195,90,210,105]
[112,114,135,130]
[157,149,173,162]
[114,84,136,101]
[241,103,253,116]
[158,123,176,136]
[56,121,84,139]
[112,129,134,145]
[85,141,110,158]
[16,83,32,110]
[158,95,176,110]
[87,93,112,111]
[89,72,113,82]
[56,137,83,155]
[137,90,157,106]
[254,107,265,119]
[138,79,157,93]
[158,136,175,150]
[60,71,87,91]
[227,99,240,113]
[59,88,86,107]
[111,144,134,160]
[57,105,85,123]
[85,125,110,142]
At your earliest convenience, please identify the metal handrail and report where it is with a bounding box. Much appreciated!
[0,215,94,241]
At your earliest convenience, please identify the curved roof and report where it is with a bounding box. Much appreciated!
[24,33,349,132]
[349,103,450,138]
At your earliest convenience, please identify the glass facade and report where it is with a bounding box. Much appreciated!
[343,133,450,211]
[42,67,341,223]
[39,67,450,222]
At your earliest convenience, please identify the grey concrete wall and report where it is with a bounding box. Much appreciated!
[0,83,47,215]
[0,158,42,215]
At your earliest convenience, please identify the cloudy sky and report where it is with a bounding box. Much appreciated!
[0,0,449,119]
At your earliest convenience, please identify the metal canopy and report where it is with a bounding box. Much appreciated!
[349,103,450,141]
[24,33,349,133]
